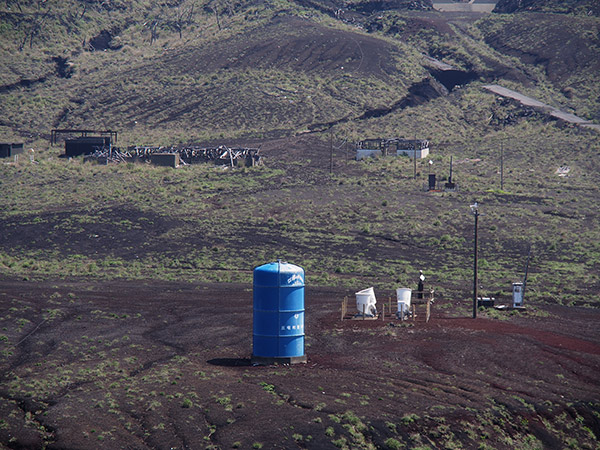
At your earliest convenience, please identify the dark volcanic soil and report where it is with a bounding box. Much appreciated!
[0,278,598,449]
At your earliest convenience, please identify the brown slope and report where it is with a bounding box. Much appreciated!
[290,0,434,15]
[479,13,600,85]
[157,15,403,79]
[494,0,600,16]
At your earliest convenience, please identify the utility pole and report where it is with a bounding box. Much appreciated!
[522,245,532,301]
[500,141,504,190]
[413,147,417,179]
[470,202,480,319]
[329,129,333,174]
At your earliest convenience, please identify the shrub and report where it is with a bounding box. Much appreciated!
[385,438,404,450]
[401,413,420,425]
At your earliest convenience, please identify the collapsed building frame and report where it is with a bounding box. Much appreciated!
[51,129,119,158]
[356,138,430,160]
[50,129,260,166]
[50,129,118,146]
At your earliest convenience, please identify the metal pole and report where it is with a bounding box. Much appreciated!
[473,209,479,319]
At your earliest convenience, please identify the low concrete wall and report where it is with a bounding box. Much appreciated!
[150,153,180,168]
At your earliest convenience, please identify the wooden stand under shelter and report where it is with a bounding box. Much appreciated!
[341,290,434,323]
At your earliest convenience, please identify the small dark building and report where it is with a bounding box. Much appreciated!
[65,137,110,157]
[0,143,24,158]
[428,174,437,191]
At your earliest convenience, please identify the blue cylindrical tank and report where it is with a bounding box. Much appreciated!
[252,260,306,363]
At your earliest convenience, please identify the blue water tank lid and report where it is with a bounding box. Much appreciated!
[254,260,304,287]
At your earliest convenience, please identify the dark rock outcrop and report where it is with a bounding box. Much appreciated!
[87,30,122,52]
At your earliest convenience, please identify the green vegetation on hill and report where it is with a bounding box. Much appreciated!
[1,0,599,307]
[1,123,599,308]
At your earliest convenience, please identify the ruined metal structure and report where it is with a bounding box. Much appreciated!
[356,138,430,160]
[129,145,262,167]
[84,145,262,167]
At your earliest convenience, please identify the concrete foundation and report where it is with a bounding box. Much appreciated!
[251,354,307,365]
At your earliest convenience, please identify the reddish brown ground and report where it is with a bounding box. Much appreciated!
[1,277,598,449]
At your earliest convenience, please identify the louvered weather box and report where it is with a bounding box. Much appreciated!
[252,261,307,365]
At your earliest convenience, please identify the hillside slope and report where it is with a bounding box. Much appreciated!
[58,14,426,143]
[494,0,600,15]
[1,0,599,146]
